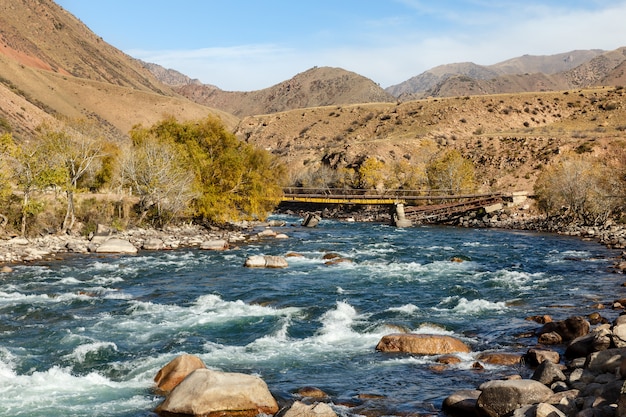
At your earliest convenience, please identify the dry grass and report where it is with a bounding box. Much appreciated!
[236,87,626,193]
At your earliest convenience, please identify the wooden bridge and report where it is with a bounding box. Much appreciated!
[281,188,525,225]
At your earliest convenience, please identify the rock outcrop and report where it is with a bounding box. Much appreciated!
[375,333,471,355]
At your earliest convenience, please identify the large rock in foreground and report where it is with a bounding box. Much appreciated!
[155,368,279,417]
[375,333,471,355]
[476,379,554,417]
[154,354,206,394]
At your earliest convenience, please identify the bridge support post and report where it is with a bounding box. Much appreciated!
[392,203,412,228]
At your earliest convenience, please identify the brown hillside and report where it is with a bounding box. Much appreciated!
[424,48,626,100]
[386,50,606,98]
[236,87,626,192]
[173,66,396,117]
[0,0,237,140]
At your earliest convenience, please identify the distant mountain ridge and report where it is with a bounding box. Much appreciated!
[171,66,396,118]
[385,49,608,99]
[145,48,626,115]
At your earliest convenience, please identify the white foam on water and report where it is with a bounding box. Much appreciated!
[201,301,388,365]
[0,291,57,307]
[98,294,302,344]
[59,277,81,284]
[479,269,546,290]
[64,341,119,363]
[450,297,508,315]
[0,360,156,416]
[463,241,494,247]
[387,303,420,314]
[412,323,456,335]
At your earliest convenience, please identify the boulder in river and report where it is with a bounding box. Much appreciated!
[244,255,288,268]
[476,379,554,417]
[283,401,337,417]
[95,238,137,254]
[537,315,590,342]
[200,239,229,251]
[155,368,278,417]
[154,354,206,394]
[375,333,471,355]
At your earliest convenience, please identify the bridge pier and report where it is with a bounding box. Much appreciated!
[392,203,412,228]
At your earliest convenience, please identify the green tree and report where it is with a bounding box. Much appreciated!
[426,149,476,194]
[130,116,286,224]
[0,133,65,235]
[38,120,108,233]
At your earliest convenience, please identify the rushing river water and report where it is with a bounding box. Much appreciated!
[0,216,623,416]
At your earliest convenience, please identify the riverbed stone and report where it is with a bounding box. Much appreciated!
[244,255,288,268]
[565,325,612,359]
[537,316,590,342]
[476,379,554,417]
[586,348,626,375]
[375,333,471,355]
[531,360,566,386]
[200,239,229,250]
[155,368,278,417]
[95,238,138,254]
[283,401,337,417]
[442,389,481,415]
[143,238,165,250]
[477,352,522,366]
[524,348,560,366]
[296,386,329,399]
[154,354,207,394]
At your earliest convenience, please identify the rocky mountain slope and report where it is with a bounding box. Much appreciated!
[0,0,236,140]
[390,49,626,101]
[236,86,626,193]
[386,50,607,99]
[173,66,396,118]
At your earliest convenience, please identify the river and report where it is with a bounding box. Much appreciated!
[0,216,622,416]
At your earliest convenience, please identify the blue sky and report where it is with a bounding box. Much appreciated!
[56,0,626,91]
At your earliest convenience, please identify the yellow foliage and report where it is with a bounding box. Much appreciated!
[426,149,476,194]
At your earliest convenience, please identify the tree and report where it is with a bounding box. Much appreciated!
[119,133,196,226]
[0,133,65,235]
[38,120,107,233]
[130,116,286,224]
[534,152,624,224]
[356,157,386,190]
[389,159,429,190]
[426,149,476,194]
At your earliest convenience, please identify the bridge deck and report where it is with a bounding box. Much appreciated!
[281,188,512,224]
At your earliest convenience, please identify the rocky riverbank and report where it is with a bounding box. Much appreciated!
[0,220,288,267]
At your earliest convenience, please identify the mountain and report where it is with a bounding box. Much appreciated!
[386,50,607,99]
[385,62,501,98]
[0,0,236,140]
[170,66,396,118]
[424,47,626,99]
